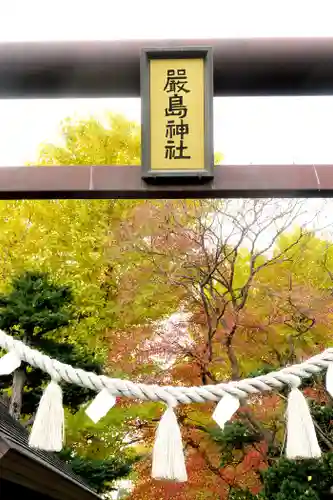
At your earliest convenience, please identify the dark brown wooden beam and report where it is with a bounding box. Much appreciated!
[0,164,330,199]
[0,437,9,459]
[1,451,99,500]
[1,38,333,97]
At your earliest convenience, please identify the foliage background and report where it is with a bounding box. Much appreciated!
[1,112,333,498]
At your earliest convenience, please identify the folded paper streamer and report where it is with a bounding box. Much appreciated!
[29,380,64,452]
[0,350,21,375]
[152,405,187,482]
[286,386,321,459]
[86,388,116,423]
[213,394,240,429]
[326,363,333,398]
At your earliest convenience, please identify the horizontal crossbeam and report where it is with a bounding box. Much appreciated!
[2,38,333,97]
[0,165,329,199]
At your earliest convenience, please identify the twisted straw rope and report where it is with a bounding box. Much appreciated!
[0,330,332,407]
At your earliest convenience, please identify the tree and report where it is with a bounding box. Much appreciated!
[58,447,139,494]
[0,113,158,495]
[0,270,137,493]
[27,112,171,494]
[258,453,333,499]
[0,271,101,419]
[109,198,333,498]
[35,113,141,166]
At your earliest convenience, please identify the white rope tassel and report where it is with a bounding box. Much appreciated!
[0,350,21,375]
[29,380,64,452]
[326,363,333,398]
[286,386,321,459]
[213,394,240,429]
[152,405,187,482]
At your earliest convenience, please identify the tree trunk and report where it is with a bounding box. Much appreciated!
[9,367,26,420]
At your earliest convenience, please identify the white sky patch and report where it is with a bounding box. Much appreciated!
[2,0,333,42]
[2,96,333,166]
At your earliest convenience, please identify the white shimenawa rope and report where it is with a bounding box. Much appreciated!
[1,329,333,481]
[0,330,330,405]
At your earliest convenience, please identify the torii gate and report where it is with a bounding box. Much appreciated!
[0,37,332,199]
